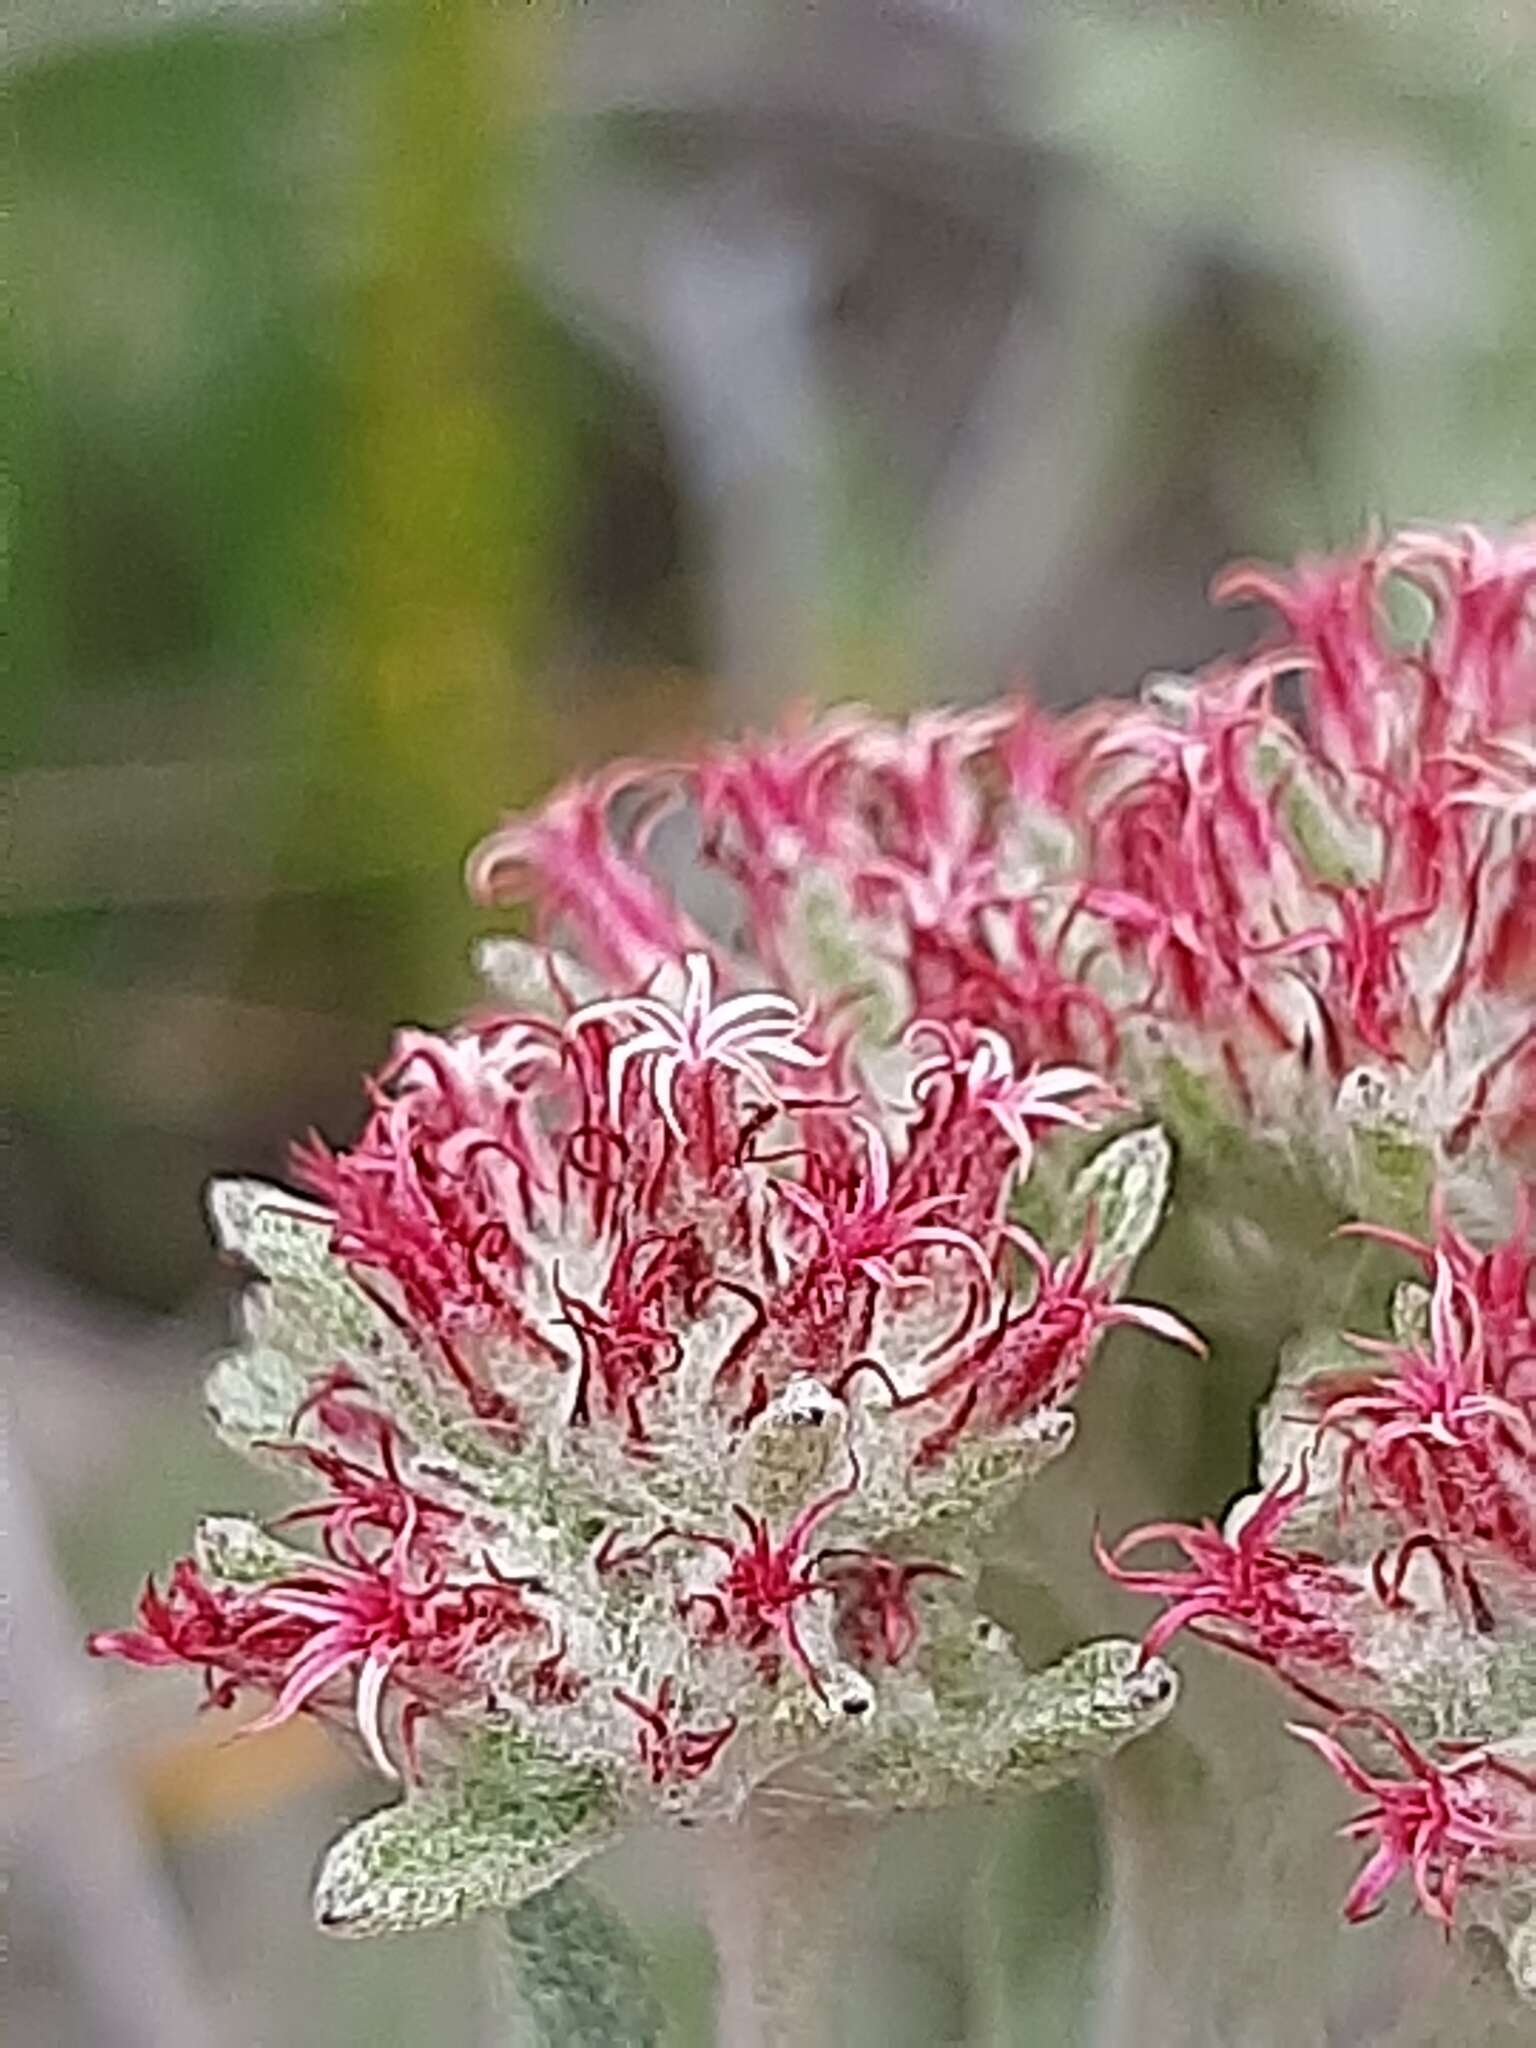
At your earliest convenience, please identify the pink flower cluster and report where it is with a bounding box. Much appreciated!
[91,522,1536,1974]
[463,522,1536,1953]
[1104,1207,1536,1936]
[470,526,1536,1161]
[92,940,1182,1787]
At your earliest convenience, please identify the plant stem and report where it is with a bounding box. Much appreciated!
[703,1803,880,2048]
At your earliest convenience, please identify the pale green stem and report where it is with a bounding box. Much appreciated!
[489,1879,663,2048]
[703,1803,882,2048]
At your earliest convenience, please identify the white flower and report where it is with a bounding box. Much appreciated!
[569,952,824,1139]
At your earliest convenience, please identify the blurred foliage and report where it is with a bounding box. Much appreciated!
[13,6,682,1302]
[15,0,1536,1303]
[1041,5,1536,540]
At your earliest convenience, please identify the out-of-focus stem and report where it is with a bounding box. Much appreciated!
[703,1803,880,2048]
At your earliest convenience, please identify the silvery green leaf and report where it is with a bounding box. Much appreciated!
[1154,1053,1237,1152]
[982,1636,1179,1794]
[475,937,602,1017]
[314,1733,621,1938]
[734,1374,847,1522]
[205,1343,310,1452]
[820,1634,1176,1810]
[1067,1126,1174,1286]
[1351,1123,1435,1234]
[1253,1328,1359,1511]
[1507,1910,1536,2006]
[1254,729,1376,888]
[904,1409,1076,1553]
[1334,1070,1433,1231]
[783,869,905,1044]
[194,1514,298,1587]
[209,1177,396,1358]
[208,1177,335,1278]
[1391,1277,1432,1347]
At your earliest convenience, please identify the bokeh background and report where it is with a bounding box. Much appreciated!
[11,2,1536,2042]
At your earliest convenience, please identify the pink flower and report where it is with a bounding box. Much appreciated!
[569,951,824,1141]
[92,1529,548,1781]
[242,1550,545,1780]
[552,1231,701,1440]
[1340,1202,1536,1391]
[469,766,706,984]
[818,1550,957,1669]
[905,1021,1113,1178]
[1316,1256,1536,1572]
[88,1560,307,1713]
[911,1224,1204,1461]
[267,1431,460,1568]
[290,1022,565,1391]
[1291,1713,1536,1926]
[609,1465,864,1702]
[772,1117,994,1296]
[613,1678,737,1787]
[1097,1467,1361,1689]
[1213,543,1393,771]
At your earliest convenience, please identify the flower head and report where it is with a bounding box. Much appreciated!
[95,522,1536,1984]
[1290,1714,1536,1927]
[1097,1467,1363,1689]
[570,951,824,1140]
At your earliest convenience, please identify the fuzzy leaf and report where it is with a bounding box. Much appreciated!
[210,1176,398,1359]
[784,869,905,1043]
[901,1409,1076,1556]
[981,1636,1179,1792]
[822,1634,1176,1809]
[1508,1913,1536,2006]
[1155,1054,1238,1153]
[208,1177,336,1280]
[194,1514,299,1587]
[1253,1328,1360,1510]
[1255,730,1374,888]
[475,937,601,1017]
[1068,1126,1174,1285]
[314,1732,621,1938]
[1390,1277,1432,1347]
[205,1342,310,1451]
[1335,1070,1434,1231]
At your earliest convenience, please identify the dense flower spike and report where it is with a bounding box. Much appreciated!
[1109,1198,1536,1993]
[93,915,1186,1935]
[476,524,1536,1178]
[93,523,1536,1995]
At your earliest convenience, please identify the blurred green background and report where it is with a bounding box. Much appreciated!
[11,3,1536,2042]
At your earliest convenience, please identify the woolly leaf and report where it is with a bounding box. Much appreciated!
[475,936,601,1017]
[784,869,905,1043]
[194,1514,299,1587]
[205,1342,310,1452]
[1390,1277,1432,1347]
[1069,1126,1175,1286]
[1335,1070,1434,1232]
[208,1177,336,1282]
[823,1633,1176,1809]
[314,1732,621,1938]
